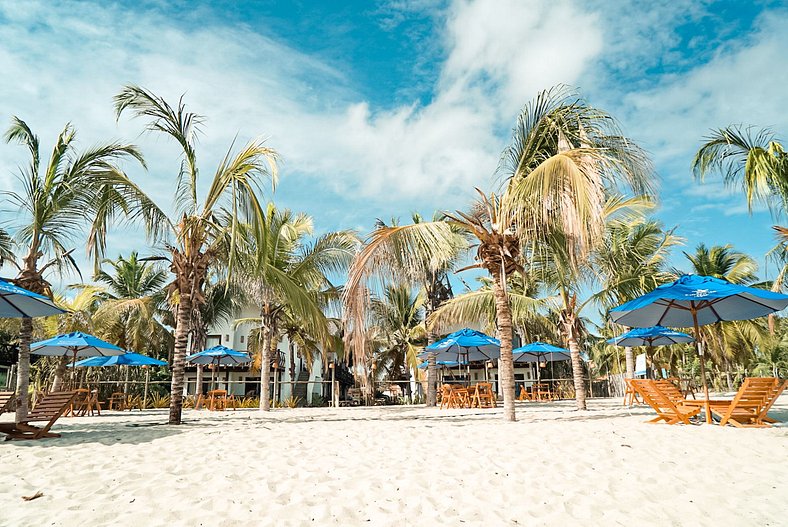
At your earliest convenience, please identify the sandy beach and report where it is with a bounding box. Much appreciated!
[1,397,786,527]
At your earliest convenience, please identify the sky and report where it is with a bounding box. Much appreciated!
[0,0,787,288]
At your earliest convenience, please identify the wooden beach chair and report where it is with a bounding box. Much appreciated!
[439,384,453,409]
[0,391,77,440]
[0,391,14,415]
[655,379,686,404]
[701,377,786,428]
[623,379,643,407]
[108,392,128,411]
[471,382,496,408]
[630,379,700,425]
[518,385,532,401]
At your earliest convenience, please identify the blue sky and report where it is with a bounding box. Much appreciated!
[0,0,787,286]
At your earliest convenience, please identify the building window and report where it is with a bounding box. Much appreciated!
[224,334,229,342]
[240,335,245,343]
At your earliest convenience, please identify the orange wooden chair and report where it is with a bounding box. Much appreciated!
[684,377,787,428]
[518,385,532,401]
[0,392,14,416]
[471,382,496,408]
[630,379,700,425]
[439,384,453,409]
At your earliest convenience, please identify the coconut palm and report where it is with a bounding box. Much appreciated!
[345,214,465,406]
[370,284,426,402]
[2,117,153,422]
[693,125,788,213]
[92,252,171,357]
[114,85,279,424]
[681,244,757,285]
[236,205,356,410]
[347,86,652,420]
[593,215,681,377]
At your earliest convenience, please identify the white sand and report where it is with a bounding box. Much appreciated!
[1,397,786,526]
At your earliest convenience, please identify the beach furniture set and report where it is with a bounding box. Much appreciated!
[517,382,557,401]
[439,383,496,409]
[194,389,237,411]
[629,377,786,427]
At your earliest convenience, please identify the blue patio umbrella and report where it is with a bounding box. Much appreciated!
[608,326,694,380]
[0,277,65,318]
[32,331,126,388]
[73,352,167,367]
[610,274,788,422]
[417,328,500,363]
[512,342,571,384]
[186,346,251,393]
[417,360,464,369]
[607,326,694,347]
[72,352,167,408]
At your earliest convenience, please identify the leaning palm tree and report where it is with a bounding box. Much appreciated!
[2,117,153,422]
[346,86,653,420]
[115,85,279,424]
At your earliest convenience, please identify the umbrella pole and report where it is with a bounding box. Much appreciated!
[692,309,712,424]
[71,349,78,390]
[143,368,150,410]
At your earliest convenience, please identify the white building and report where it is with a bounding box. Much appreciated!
[184,305,346,405]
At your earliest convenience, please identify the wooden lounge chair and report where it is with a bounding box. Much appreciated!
[623,379,643,407]
[0,391,78,440]
[0,392,14,415]
[685,377,787,428]
[518,385,532,401]
[629,379,700,425]
[655,379,685,404]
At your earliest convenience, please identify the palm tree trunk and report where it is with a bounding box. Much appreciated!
[51,357,68,392]
[426,330,438,407]
[624,346,634,379]
[491,274,515,421]
[168,291,191,425]
[259,327,272,411]
[566,331,587,410]
[289,339,296,400]
[15,317,33,423]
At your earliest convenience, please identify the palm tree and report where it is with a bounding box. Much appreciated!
[2,117,152,422]
[345,214,465,406]
[593,214,681,377]
[681,244,757,284]
[370,284,426,402]
[236,206,356,410]
[115,85,279,424]
[92,252,171,356]
[44,285,104,391]
[693,125,787,213]
[346,86,652,420]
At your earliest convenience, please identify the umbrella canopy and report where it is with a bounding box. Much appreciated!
[609,275,788,327]
[607,326,694,347]
[72,352,167,367]
[418,328,500,363]
[31,331,125,357]
[0,277,65,318]
[185,345,252,366]
[512,342,570,363]
[417,360,464,369]
[610,274,788,423]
